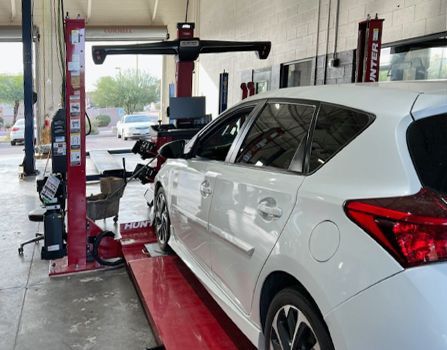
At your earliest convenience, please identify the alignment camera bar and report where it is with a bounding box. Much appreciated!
[92,39,271,64]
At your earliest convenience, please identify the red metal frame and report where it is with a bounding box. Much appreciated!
[247,81,255,96]
[175,23,195,97]
[118,223,255,349]
[240,82,248,99]
[356,16,384,82]
[50,18,121,276]
[65,18,88,268]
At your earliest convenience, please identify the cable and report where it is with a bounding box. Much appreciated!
[92,230,124,266]
[323,0,332,84]
[185,0,190,22]
[85,111,92,136]
[314,0,322,85]
[333,0,340,59]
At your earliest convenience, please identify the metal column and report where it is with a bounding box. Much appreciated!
[21,0,36,175]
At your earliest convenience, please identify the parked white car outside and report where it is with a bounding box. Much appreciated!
[116,114,159,140]
[148,81,447,350]
[9,118,37,146]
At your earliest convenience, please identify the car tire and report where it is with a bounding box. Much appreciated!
[124,136,128,141]
[264,287,334,350]
[10,140,16,146]
[117,133,121,139]
[154,187,171,251]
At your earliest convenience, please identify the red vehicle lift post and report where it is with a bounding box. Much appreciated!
[50,18,122,276]
[356,14,384,83]
[175,22,195,97]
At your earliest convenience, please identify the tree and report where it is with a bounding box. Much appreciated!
[91,69,160,114]
[0,74,23,124]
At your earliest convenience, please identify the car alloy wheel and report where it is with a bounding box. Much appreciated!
[264,288,334,350]
[154,188,170,250]
[269,305,319,350]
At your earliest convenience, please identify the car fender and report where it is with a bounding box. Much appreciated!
[251,203,403,328]
[154,159,178,210]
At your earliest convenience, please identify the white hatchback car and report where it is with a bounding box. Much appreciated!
[149,81,447,350]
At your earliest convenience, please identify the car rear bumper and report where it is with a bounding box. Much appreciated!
[10,132,24,141]
[325,263,447,350]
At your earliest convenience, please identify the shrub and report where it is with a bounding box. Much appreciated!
[94,114,111,127]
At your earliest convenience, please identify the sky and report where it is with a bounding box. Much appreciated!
[0,41,163,91]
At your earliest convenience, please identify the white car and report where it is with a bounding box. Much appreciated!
[149,81,447,350]
[116,114,159,140]
[10,118,37,146]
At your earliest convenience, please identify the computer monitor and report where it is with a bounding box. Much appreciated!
[169,96,206,120]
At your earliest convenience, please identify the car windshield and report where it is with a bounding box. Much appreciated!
[124,115,155,123]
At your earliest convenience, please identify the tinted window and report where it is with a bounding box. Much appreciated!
[308,104,372,172]
[236,103,314,170]
[407,114,447,194]
[196,108,253,161]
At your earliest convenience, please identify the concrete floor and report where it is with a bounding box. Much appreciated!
[0,153,156,350]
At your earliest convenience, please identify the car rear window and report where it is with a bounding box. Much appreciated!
[407,114,447,194]
[308,104,372,172]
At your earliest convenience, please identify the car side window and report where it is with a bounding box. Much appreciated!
[235,103,314,170]
[195,107,254,161]
[308,103,372,172]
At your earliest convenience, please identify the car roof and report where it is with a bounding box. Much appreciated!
[243,80,447,118]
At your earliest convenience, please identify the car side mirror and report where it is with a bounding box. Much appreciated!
[158,139,186,159]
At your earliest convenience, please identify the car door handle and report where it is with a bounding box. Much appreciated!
[200,181,213,197]
[257,201,283,219]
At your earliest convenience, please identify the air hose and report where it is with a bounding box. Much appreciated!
[85,111,92,136]
[92,230,124,266]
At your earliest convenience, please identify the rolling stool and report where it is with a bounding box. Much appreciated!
[18,207,46,255]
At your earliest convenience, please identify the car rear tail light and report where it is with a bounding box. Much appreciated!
[345,188,447,267]
[12,127,20,132]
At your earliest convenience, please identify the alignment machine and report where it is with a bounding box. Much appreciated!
[92,22,270,150]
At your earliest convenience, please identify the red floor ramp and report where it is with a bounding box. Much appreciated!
[128,255,256,350]
[119,220,158,262]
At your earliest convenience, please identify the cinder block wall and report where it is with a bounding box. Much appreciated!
[197,0,447,117]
